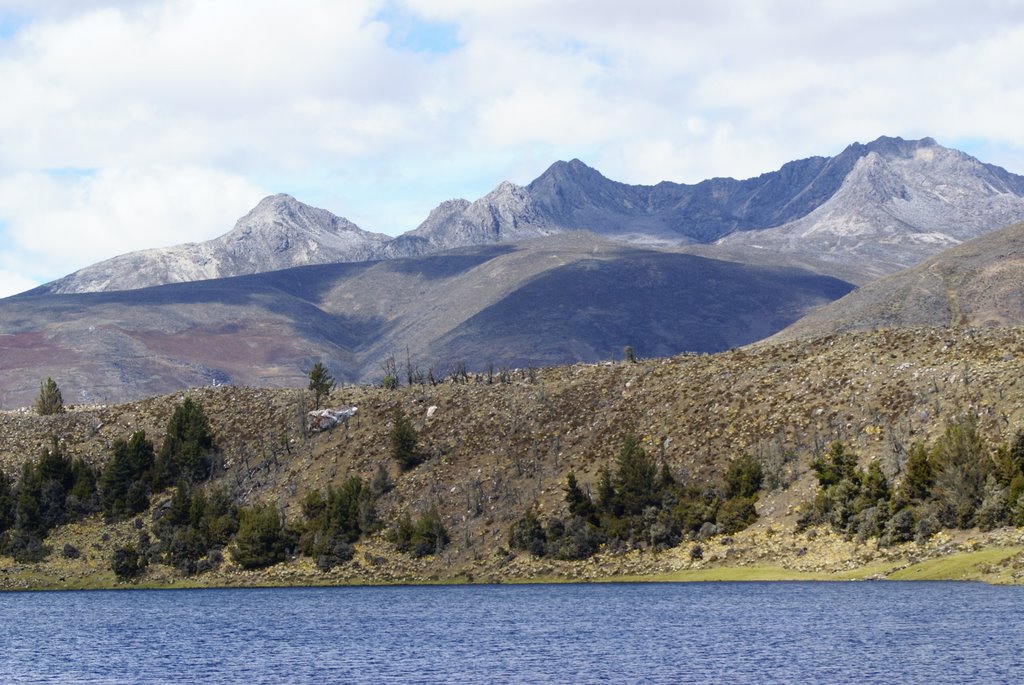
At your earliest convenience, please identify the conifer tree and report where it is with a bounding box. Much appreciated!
[308,362,335,410]
[390,408,422,470]
[35,378,64,415]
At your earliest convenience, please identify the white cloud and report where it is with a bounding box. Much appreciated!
[0,166,266,295]
[2,0,1024,296]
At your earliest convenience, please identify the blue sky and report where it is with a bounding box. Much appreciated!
[1,0,1024,297]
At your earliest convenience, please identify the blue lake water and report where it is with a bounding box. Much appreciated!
[1,581,1022,684]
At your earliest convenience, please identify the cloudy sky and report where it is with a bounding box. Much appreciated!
[1,0,1023,297]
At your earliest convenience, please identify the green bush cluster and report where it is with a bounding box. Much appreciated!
[152,398,217,488]
[111,544,147,580]
[802,417,1024,545]
[510,436,763,560]
[100,431,155,521]
[390,505,449,558]
[0,438,97,562]
[153,483,240,574]
[231,503,289,570]
[298,475,379,571]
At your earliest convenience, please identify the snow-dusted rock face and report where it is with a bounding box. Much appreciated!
[43,194,391,294]
[717,138,1024,280]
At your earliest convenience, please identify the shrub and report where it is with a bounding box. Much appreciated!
[111,545,146,580]
[545,516,604,561]
[391,506,449,558]
[231,504,288,569]
[509,510,547,556]
[716,496,759,534]
[724,454,763,499]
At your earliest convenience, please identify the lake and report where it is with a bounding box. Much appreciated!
[1,581,1022,683]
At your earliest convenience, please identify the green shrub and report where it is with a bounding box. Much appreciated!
[231,504,288,569]
[509,510,547,556]
[111,544,146,580]
[724,454,763,499]
[716,496,758,534]
[391,506,449,558]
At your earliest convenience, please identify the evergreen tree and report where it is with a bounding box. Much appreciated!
[231,504,288,569]
[0,467,14,535]
[596,466,615,514]
[931,415,990,528]
[101,431,154,520]
[308,362,335,410]
[391,506,449,558]
[153,398,216,488]
[390,408,422,470]
[564,472,595,522]
[35,378,64,415]
[811,442,859,488]
[900,442,935,503]
[613,435,658,517]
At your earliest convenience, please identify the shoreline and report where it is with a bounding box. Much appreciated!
[5,544,1022,592]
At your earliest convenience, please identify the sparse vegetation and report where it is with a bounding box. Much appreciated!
[3,327,1024,588]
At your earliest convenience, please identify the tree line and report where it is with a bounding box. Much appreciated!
[509,435,764,561]
[801,414,1024,545]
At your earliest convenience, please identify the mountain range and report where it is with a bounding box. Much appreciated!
[4,135,1024,407]
[35,136,1024,295]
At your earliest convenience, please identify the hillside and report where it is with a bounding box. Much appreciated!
[0,234,852,408]
[3,326,1024,588]
[770,220,1024,342]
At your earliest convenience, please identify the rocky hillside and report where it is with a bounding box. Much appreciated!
[3,326,1024,588]
[38,194,392,295]
[770,220,1024,342]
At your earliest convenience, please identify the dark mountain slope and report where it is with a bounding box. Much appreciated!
[0,235,853,407]
[433,251,852,368]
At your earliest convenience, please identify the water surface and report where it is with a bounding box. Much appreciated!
[1,582,1021,683]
